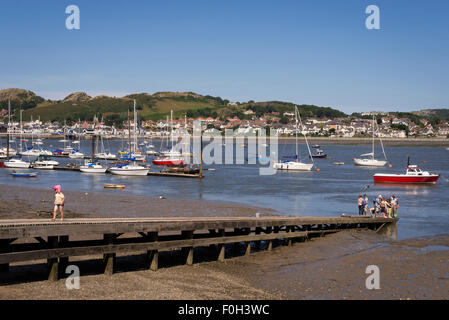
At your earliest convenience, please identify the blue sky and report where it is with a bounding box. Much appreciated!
[0,0,448,113]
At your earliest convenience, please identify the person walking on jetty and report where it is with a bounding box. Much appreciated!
[52,185,65,222]
[363,194,369,215]
[357,195,364,215]
[391,195,399,218]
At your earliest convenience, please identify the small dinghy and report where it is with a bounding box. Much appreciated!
[332,162,345,165]
[11,171,38,178]
[310,149,328,158]
[104,184,125,190]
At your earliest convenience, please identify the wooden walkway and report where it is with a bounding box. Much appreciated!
[0,216,397,281]
[51,166,202,178]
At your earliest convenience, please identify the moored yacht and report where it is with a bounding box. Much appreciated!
[109,162,149,176]
[353,116,388,167]
[80,161,107,173]
[273,105,314,172]
[4,158,31,168]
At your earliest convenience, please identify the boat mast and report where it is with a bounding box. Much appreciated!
[295,109,299,163]
[133,99,137,154]
[19,109,23,153]
[375,117,388,161]
[127,109,131,154]
[372,115,375,160]
[6,100,10,160]
[170,110,174,155]
[296,106,314,166]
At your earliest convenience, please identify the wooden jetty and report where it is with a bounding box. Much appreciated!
[52,165,202,178]
[147,171,202,178]
[0,216,397,281]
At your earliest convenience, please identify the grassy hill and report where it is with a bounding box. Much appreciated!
[1,88,347,126]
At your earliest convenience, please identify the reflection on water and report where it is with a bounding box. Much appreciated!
[1,139,448,240]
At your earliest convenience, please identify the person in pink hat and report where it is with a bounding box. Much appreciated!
[52,185,65,222]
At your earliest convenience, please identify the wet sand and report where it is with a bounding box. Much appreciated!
[0,230,447,300]
[0,184,277,220]
[0,185,448,299]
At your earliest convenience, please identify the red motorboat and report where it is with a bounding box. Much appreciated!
[374,165,439,184]
[152,157,185,166]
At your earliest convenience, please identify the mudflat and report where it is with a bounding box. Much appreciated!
[0,184,447,300]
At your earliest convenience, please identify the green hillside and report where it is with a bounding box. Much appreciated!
[1,88,348,127]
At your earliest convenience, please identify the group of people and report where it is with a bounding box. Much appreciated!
[357,194,399,218]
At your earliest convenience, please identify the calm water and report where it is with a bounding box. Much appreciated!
[1,138,449,240]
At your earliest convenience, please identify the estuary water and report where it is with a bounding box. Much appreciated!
[1,138,448,240]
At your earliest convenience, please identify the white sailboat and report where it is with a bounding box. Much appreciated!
[4,158,31,168]
[110,100,149,176]
[353,116,387,167]
[80,160,107,173]
[6,109,31,168]
[80,135,107,173]
[96,134,117,159]
[273,106,314,171]
[153,110,185,166]
[69,121,85,159]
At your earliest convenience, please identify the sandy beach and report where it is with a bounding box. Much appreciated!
[0,184,448,299]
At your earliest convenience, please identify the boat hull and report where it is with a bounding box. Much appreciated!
[273,161,313,171]
[310,154,327,159]
[373,174,440,184]
[4,161,30,168]
[152,159,185,166]
[109,166,149,176]
[354,158,387,167]
[80,166,107,173]
[33,164,54,170]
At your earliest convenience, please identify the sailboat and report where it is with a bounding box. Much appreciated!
[109,100,149,176]
[1,101,17,158]
[80,135,107,173]
[273,106,314,171]
[153,110,185,166]
[353,116,387,167]
[80,160,107,173]
[5,109,31,168]
[96,135,117,159]
[68,121,85,159]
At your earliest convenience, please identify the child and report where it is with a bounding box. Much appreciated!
[52,185,65,222]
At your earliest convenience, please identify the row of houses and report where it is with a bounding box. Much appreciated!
[1,112,448,138]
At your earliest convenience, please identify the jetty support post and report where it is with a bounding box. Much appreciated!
[103,234,116,275]
[244,228,251,256]
[0,239,10,273]
[266,226,273,251]
[217,229,225,262]
[47,236,59,281]
[255,227,262,249]
[287,226,293,247]
[181,230,194,266]
[59,235,69,274]
[377,220,398,240]
[146,232,158,271]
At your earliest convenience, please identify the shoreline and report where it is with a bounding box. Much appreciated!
[1,134,448,146]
